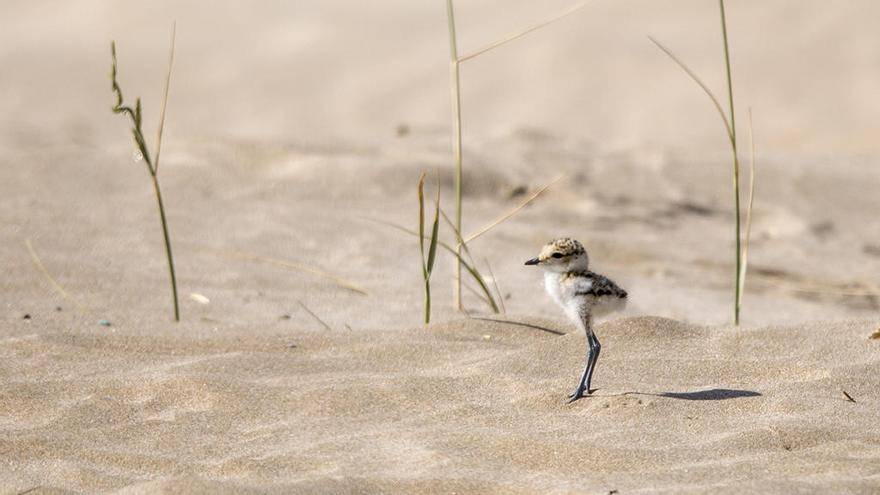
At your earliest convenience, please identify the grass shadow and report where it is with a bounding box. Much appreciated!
[468,317,566,336]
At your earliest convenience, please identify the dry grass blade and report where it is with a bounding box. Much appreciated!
[195,247,368,295]
[484,257,506,314]
[463,282,492,308]
[367,217,500,313]
[841,390,856,403]
[438,209,500,314]
[464,175,562,244]
[445,0,464,311]
[458,1,592,62]
[648,36,733,143]
[738,108,756,304]
[152,22,176,175]
[25,239,86,312]
[297,300,332,331]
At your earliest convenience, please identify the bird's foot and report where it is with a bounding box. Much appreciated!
[566,387,588,404]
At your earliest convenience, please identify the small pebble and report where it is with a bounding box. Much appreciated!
[189,293,210,304]
[22,314,31,320]
[280,314,292,320]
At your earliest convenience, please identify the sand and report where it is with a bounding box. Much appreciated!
[2,1,880,493]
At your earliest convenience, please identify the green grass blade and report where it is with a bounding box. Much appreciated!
[425,182,440,275]
[417,173,431,324]
[109,38,179,322]
[438,209,500,314]
[719,0,742,326]
[418,172,427,272]
[368,218,499,314]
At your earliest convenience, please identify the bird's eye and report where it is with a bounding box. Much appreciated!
[551,252,564,259]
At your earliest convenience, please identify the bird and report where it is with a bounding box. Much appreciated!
[525,238,627,403]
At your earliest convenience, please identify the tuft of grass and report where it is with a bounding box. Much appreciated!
[444,1,588,310]
[365,214,499,316]
[110,24,180,321]
[650,0,752,325]
[418,173,441,324]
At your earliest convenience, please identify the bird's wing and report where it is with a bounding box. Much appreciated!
[573,272,627,299]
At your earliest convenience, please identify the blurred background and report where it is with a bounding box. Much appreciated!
[4,0,880,151]
[2,1,879,328]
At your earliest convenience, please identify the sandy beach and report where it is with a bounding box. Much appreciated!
[2,1,880,493]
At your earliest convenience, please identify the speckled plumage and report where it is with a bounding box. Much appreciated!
[525,238,628,403]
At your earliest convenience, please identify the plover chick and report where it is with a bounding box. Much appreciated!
[525,238,627,403]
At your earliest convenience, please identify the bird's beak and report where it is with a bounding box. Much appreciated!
[524,257,540,266]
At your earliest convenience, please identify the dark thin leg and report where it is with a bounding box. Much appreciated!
[568,345,594,403]
[584,333,601,394]
[567,313,595,404]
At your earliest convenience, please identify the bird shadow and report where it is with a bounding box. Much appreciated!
[603,388,761,401]
[658,388,761,401]
[468,317,566,336]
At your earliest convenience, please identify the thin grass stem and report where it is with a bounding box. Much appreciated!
[24,238,86,312]
[647,36,733,143]
[438,209,500,314]
[464,175,561,244]
[446,0,464,311]
[484,257,506,314]
[738,108,756,305]
[367,217,499,313]
[719,0,742,325]
[297,300,332,331]
[649,1,743,325]
[150,173,180,321]
[111,30,180,322]
[463,282,491,308]
[418,174,441,323]
[192,247,368,295]
[153,22,175,175]
[457,1,591,63]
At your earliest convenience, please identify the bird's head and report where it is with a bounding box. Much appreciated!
[524,238,589,272]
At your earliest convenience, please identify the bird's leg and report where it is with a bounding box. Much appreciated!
[567,313,595,403]
[567,344,594,403]
[584,332,601,394]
